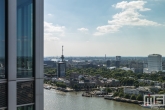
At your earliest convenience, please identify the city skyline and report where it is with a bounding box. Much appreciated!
[44,0,165,57]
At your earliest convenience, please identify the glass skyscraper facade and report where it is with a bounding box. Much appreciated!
[17,0,34,78]
[0,0,5,79]
[0,0,43,110]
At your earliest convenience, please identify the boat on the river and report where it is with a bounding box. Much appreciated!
[82,92,92,97]
[45,86,51,90]
[140,104,152,108]
[104,95,114,100]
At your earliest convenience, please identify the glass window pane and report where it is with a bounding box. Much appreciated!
[17,81,34,105]
[0,0,5,79]
[0,83,7,108]
[17,105,34,110]
[17,0,34,78]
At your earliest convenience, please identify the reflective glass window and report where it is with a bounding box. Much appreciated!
[17,105,34,110]
[0,0,5,79]
[17,81,34,105]
[17,0,34,78]
[0,83,7,108]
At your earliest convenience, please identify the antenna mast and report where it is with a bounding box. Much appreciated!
[61,45,64,62]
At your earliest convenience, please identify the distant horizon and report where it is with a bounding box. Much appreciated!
[44,55,165,58]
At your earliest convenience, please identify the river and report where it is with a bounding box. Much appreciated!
[44,89,148,110]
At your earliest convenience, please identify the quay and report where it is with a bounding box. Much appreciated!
[104,95,143,104]
[44,84,73,92]
[44,84,143,106]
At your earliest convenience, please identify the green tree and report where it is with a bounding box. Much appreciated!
[56,82,66,88]
[119,92,124,97]
[74,84,78,90]
[106,88,112,93]
[124,94,130,99]
[136,94,143,101]
[159,91,165,94]
[113,92,119,97]
[150,82,154,86]
[130,95,136,100]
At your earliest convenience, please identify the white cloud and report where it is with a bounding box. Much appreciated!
[44,33,60,41]
[148,0,165,1]
[44,21,65,41]
[48,13,53,16]
[77,28,89,32]
[115,1,150,11]
[94,25,121,36]
[94,0,161,36]
[44,21,65,34]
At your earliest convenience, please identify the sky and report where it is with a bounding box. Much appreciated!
[44,0,165,57]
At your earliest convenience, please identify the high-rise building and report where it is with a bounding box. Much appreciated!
[57,46,66,78]
[57,62,66,77]
[115,56,121,68]
[130,62,143,73]
[116,56,121,61]
[106,60,111,67]
[115,61,120,68]
[148,54,162,73]
[0,0,43,110]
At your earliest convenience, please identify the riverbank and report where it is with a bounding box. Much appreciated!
[104,95,143,104]
[44,84,143,105]
[81,91,143,104]
[44,84,74,92]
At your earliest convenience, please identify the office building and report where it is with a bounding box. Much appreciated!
[0,0,43,110]
[115,61,120,68]
[162,61,165,70]
[148,54,162,73]
[57,62,66,77]
[106,60,111,67]
[116,56,121,61]
[44,61,56,68]
[115,56,121,68]
[130,62,143,73]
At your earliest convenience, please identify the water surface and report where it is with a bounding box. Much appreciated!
[44,89,148,110]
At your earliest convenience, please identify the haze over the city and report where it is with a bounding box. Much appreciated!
[44,0,165,57]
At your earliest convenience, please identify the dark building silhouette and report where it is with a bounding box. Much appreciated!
[44,61,56,68]
[115,56,121,68]
[57,62,66,77]
[57,46,66,78]
[106,60,111,67]
[115,61,120,68]
[116,56,121,61]
[130,62,143,73]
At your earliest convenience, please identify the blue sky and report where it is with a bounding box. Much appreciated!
[44,0,165,57]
